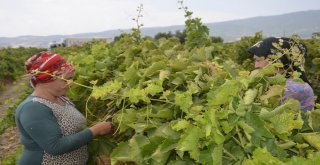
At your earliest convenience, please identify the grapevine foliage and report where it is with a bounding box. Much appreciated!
[49,2,320,165]
[61,35,320,164]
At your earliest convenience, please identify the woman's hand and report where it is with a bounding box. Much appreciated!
[89,121,114,136]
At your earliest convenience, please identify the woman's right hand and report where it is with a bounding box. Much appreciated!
[89,121,114,136]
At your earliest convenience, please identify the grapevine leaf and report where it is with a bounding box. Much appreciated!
[150,124,180,140]
[222,62,238,79]
[237,120,254,134]
[147,108,174,119]
[301,133,320,150]
[150,138,177,164]
[144,80,163,96]
[265,74,287,85]
[244,148,284,165]
[207,80,241,106]
[159,70,170,80]
[124,88,150,103]
[175,91,193,113]
[128,134,150,163]
[170,59,190,72]
[245,112,274,139]
[159,90,171,100]
[259,65,277,76]
[111,141,133,165]
[124,67,141,87]
[260,85,284,101]
[113,108,138,133]
[172,119,190,131]
[265,139,288,158]
[199,144,223,165]
[144,61,167,77]
[204,108,225,144]
[269,112,303,137]
[127,122,150,133]
[244,89,257,105]
[141,136,164,160]
[91,80,122,99]
[260,98,300,120]
[176,125,201,161]
[308,110,320,131]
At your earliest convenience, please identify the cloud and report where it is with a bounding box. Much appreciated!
[1,0,319,37]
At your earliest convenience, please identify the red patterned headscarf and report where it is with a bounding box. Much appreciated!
[25,51,74,87]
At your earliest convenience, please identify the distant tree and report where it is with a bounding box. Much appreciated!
[154,31,173,40]
[113,33,130,42]
[142,36,154,40]
[210,36,224,43]
[233,32,263,69]
[174,30,186,44]
[312,32,320,39]
[153,30,186,44]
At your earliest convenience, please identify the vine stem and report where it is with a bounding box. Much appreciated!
[113,98,126,135]
[146,104,149,127]
[223,148,237,161]
[235,125,251,159]
[32,71,93,89]
[85,95,92,119]
[236,125,245,148]
[150,98,174,104]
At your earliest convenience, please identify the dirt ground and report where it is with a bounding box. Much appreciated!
[0,77,29,159]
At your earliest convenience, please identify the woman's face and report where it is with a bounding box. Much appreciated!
[45,71,74,97]
[254,55,269,69]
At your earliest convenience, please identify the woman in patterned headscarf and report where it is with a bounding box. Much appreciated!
[248,37,314,112]
[15,52,113,165]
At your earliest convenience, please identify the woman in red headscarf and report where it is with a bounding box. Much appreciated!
[15,52,113,165]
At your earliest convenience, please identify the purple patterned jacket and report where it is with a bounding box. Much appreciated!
[280,79,315,112]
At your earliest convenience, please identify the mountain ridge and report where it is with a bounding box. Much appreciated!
[1,9,319,48]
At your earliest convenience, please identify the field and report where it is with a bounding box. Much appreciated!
[1,6,320,165]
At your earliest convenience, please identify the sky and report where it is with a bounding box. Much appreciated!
[1,0,320,37]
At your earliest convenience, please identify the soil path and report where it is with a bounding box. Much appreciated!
[0,77,29,160]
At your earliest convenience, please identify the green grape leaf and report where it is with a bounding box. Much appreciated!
[159,90,171,100]
[260,85,284,101]
[170,59,190,72]
[269,112,303,136]
[113,109,135,133]
[128,134,150,163]
[111,141,133,165]
[308,110,320,132]
[244,89,258,105]
[150,138,177,164]
[238,120,254,134]
[244,148,284,165]
[144,61,167,77]
[207,80,241,106]
[175,91,193,113]
[144,80,163,96]
[124,88,150,103]
[150,124,180,140]
[245,112,274,139]
[172,119,190,131]
[148,108,174,119]
[301,133,320,150]
[199,144,223,165]
[176,126,201,161]
[124,67,141,87]
[159,70,170,80]
[91,80,122,99]
[204,109,225,144]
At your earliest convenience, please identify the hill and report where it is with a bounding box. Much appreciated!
[0,10,319,48]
